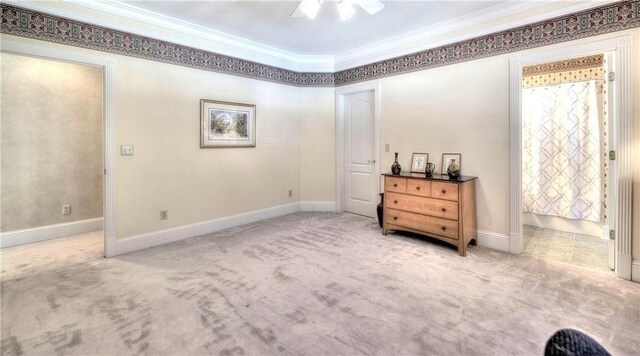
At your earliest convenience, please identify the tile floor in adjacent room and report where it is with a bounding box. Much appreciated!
[523,224,611,273]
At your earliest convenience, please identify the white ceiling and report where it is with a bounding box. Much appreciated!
[123,1,507,55]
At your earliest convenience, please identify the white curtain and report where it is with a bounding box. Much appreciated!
[522,80,602,222]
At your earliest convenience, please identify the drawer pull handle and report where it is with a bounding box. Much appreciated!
[441,189,446,194]
[441,226,447,231]
[393,216,398,221]
[416,186,420,190]
[441,208,446,212]
[393,183,398,187]
[393,200,398,204]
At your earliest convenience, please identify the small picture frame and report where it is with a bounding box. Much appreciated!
[410,153,429,173]
[441,153,462,175]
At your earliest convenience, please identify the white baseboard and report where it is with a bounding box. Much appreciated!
[300,201,337,212]
[632,260,640,283]
[116,202,302,255]
[0,218,103,248]
[477,230,510,252]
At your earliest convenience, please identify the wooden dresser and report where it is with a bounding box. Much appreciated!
[382,172,478,256]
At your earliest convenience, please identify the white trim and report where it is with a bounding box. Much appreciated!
[1,35,117,258]
[508,35,633,280]
[602,225,610,240]
[300,201,337,212]
[335,81,382,215]
[477,230,510,253]
[116,202,300,255]
[0,218,103,248]
[632,261,640,283]
[103,58,117,257]
[8,0,334,72]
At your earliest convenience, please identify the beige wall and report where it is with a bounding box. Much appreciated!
[376,29,640,259]
[299,88,336,202]
[1,53,103,232]
[379,55,511,235]
[113,56,336,238]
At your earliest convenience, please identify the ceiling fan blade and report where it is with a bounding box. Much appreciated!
[291,2,307,17]
[353,0,384,15]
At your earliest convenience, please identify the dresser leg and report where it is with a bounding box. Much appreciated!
[382,227,388,236]
[458,244,467,257]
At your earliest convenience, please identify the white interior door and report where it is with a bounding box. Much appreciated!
[344,91,376,217]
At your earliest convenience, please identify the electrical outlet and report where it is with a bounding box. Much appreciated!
[385,143,390,152]
[62,204,71,215]
[288,190,293,197]
[160,210,168,220]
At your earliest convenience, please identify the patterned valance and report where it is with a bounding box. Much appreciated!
[522,55,604,88]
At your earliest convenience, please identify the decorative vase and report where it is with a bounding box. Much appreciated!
[391,152,401,175]
[425,162,435,177]
[447,159,461,179]
[377,193,384,228]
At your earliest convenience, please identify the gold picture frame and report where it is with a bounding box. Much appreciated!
[200,99,256,148]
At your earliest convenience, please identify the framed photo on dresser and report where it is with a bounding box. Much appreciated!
[410,153,429,173]
[441,153,462,175]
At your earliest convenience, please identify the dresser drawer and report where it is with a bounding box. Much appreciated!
[385,192,458,220]
[385,208,459,239]
[406,179,431,197]
[385,176,407,193]
[431,181,459,201]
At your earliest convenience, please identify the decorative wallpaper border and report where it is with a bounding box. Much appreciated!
[0,4,335,87]
[334,0,639,86]
[1,1,639,87]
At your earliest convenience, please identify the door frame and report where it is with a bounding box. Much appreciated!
[335,82,382,214]
[1,36,117,257]
[508,35,633,279]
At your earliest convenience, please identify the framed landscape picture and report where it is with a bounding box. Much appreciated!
[200,99,256,148]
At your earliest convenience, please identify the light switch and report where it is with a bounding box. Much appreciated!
[385,143,390,152]
[121,144,134,156]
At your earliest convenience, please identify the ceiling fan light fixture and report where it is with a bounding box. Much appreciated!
[337,0,356,21]
[300,0,323,20]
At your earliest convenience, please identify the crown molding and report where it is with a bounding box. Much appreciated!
[333,0,610,70]
[6,0,335,72]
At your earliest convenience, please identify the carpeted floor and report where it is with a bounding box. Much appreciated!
[1,212,639,355]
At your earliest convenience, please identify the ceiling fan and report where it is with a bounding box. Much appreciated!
[291,0,385,21]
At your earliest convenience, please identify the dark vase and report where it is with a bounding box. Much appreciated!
[391,152,401,175]
[377,193,384,228]
[447,158,461,179]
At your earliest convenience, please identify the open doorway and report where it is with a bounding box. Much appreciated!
[519,53,614,273]
[510,36,634,280]
[0,53,104,256]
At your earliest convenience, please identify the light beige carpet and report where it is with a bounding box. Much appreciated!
[1,213,639,355]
